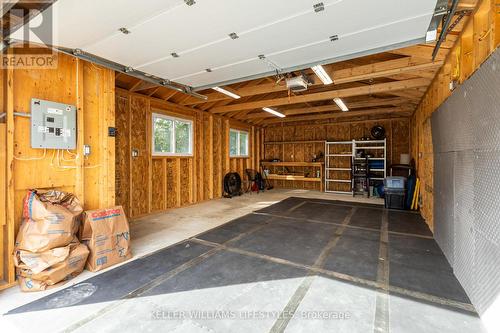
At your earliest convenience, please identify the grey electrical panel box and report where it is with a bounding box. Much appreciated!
[31,98,77,149]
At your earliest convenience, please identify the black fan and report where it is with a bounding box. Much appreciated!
[371,125,386,140]
[223,172,242,198]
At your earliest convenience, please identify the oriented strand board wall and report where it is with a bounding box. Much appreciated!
[0,53,115,289]
[411,0,499,230]
[264,118,410,191]
[115,89,260,218]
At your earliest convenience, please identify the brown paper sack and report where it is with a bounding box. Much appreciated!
[15,190,83,252]
[17,242,89,292]
[14,245,71,274]
[81,206,132,272]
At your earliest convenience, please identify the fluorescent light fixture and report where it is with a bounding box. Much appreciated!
[333,98,349,111]
[262,107,285,118]
[311,65,333,85]
[212,86,241,99]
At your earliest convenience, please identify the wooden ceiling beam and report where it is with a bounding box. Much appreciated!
[210,78,430,113]
[131,81,158,92]
[262,106,413,125]
[332,61,443,84]
[163,90,178,101]
[182,57,439,106]
[243,97,411,119]
[389,45,449,61]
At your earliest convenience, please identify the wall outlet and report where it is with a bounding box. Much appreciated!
[83,144,91,156]
[132,149,139,157]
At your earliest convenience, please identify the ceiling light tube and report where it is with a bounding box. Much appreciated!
[311,65,333,85]
[262,107,285,118]
[333,98,349,112]
[212,86,241,99]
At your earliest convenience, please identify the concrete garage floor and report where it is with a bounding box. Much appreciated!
[0,190,487,332]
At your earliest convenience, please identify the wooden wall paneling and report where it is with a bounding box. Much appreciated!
[213,117,222,197]
[391,119,410,165]
[203,114,214,200]
[151,158,165,211]
[496,0,500,46]
[115,93,131,216]
[82,62,116,211]
[5,65,15,285]
[195,112,203,203]
[0,54,116,288]
[303,125,316,141]
[130,95,150,216]
[223,119,230,177]
[163,159,168,209]
[104,67,116,209]
[283,143,294,162]
[180,158,190,206]
[326,123,351,141]
[12,56,78,195]
[461,20,475,80]
[0,124,6,284]
[283,126,294,141]
[474,0,494,63]
[166,158,177,209]
[75,59,85,203]
[313,125,326,140]
[294,143,305,163]
[175,158,181,207]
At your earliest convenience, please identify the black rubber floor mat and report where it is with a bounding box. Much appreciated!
[389,234,470,303]
[255,197,305,214]
[196,213,271,244]
[389,234,452,273]
[388,211,433,236]
[323,231,380,281]
[230,218,337,266]
[142,250,308,297]
[389,262,471,304]
[286,202,352,224]
[349,207,382,230]
[6,241,212,314]
[302,197,383,208]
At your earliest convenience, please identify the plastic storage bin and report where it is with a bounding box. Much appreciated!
[384,189,406,210]
[384,176,406,210]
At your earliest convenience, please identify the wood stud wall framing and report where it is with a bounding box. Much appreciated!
[114,89,261,219]
[0,53,116,289]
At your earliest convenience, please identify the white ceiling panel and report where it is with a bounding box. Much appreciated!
[10,0,439,89]
[174,59,273,88]
[266,14,433,71]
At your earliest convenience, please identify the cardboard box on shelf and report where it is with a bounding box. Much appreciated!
[81,206,132,272]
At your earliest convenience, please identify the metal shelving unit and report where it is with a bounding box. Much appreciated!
[325,139,387,195]
[325,141,353,194]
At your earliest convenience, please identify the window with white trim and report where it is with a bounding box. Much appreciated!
[152,113,193,156]
[229,129,249,157]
